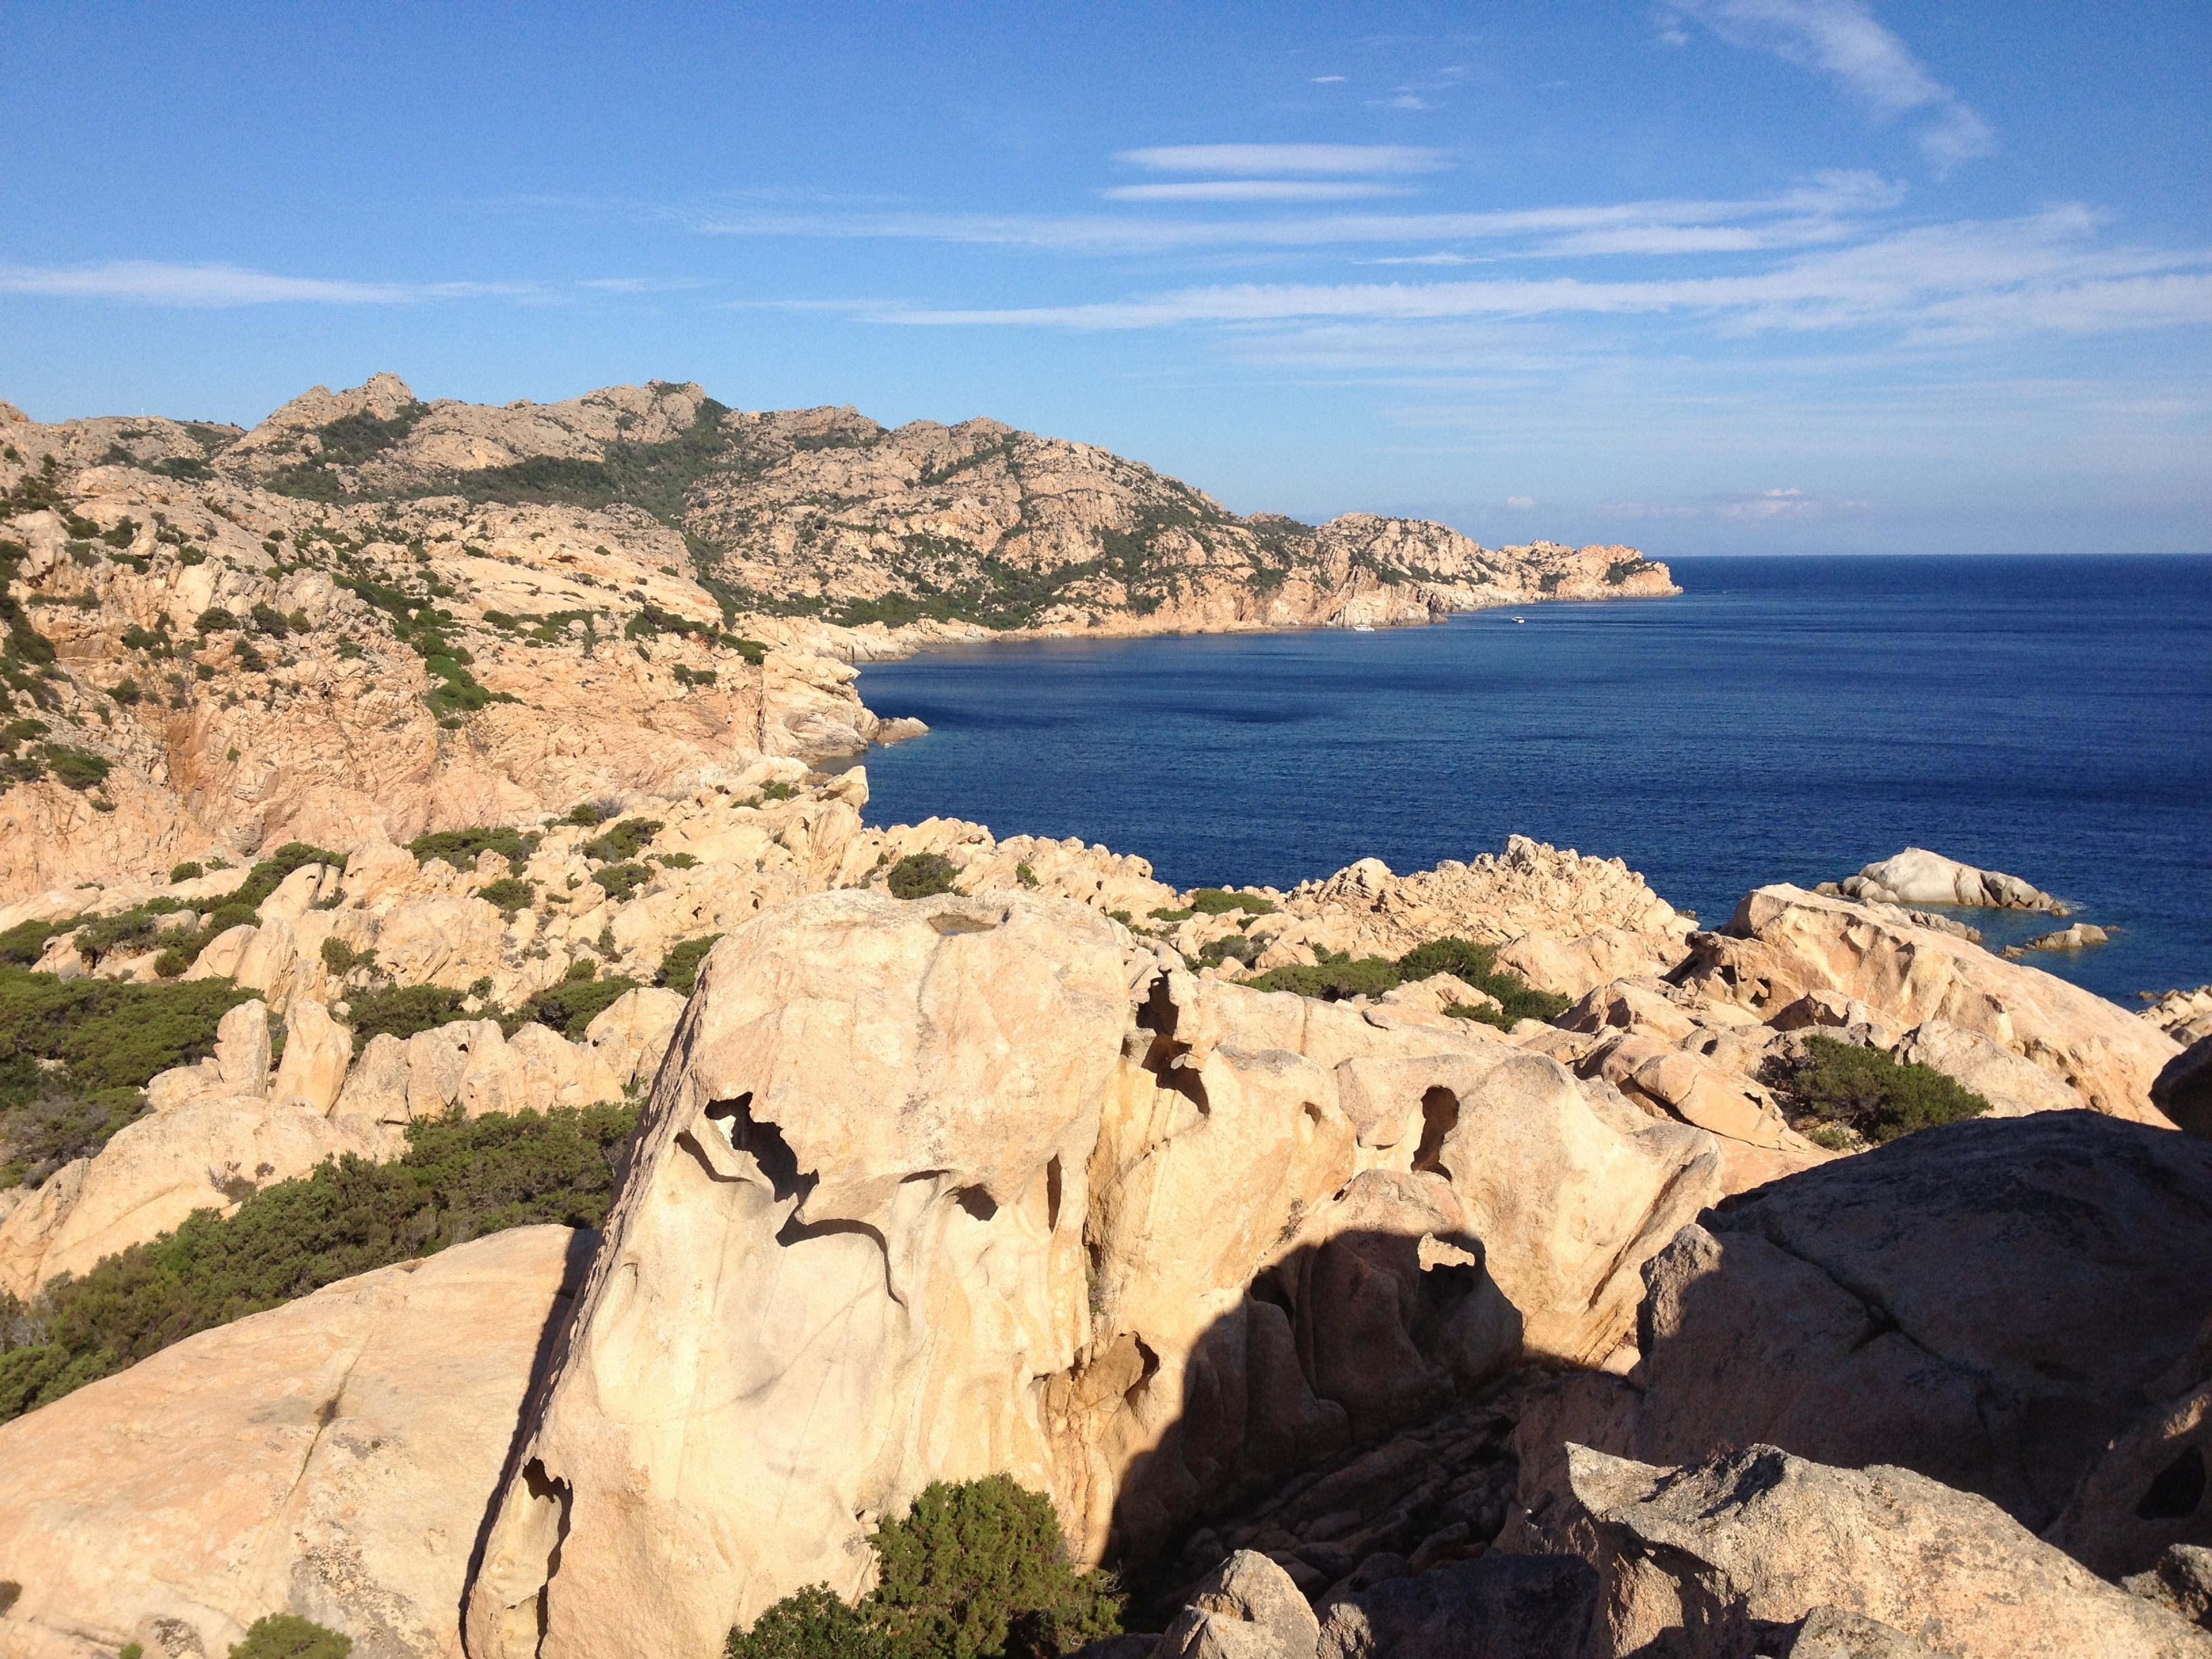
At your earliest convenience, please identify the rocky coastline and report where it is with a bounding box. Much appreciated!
[1,377,2207,1659]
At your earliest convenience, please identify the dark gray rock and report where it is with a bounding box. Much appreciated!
[1313,1553,1599,1659]
[1633,1113,2212,1532]
[2155,1036,2212,1139]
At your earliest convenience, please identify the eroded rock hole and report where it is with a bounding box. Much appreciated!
[2136,1445,2207,1520]
[1412,1086,1460,1178]
[1046,1155,1063,1233]
[956,1185,1000,1222]
[705,1092,808,1202]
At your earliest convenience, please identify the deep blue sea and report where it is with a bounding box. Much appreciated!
[851,555,2212,1002]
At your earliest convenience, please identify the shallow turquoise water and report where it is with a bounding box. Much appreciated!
[851,554,2212,1002]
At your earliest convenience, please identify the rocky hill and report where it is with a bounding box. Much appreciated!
[0,374,1670,899]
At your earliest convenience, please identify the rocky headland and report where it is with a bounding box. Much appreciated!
[0,376,2205,1659]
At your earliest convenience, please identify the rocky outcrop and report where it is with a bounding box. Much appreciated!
[461,888,1748,1656]
[1629,1113,2212,1555]
[2147,987,2212,1047]
[2157,1037,2212,1138]
[1509,1441,2209,1659]
[1824,847,2064,913]
[1677,884,2182,1122]
[0,1225,589,1659]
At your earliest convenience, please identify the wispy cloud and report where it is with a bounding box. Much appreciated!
[683,171,1907,258]
[1668,0,1996,171]
[1100,182,1413,203]
[859,209,2212,344]
[1115,144,1447,175]
[0,260,534,307]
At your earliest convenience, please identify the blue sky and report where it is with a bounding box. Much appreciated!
[3,1,2207,555]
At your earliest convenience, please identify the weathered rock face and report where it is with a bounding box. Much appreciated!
[461,890,1744,1656]
[2156,1036,2212,1139]
[1678,884,2182,1122]
[464,890,1138,1659]
[1631,1113,2212,1549]
[1825,846,2064,913]
[0,1225,589,1659]
[1511,1441,2209,1659]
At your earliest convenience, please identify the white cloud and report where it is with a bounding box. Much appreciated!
[1668,0,1996,170]
[866,208,2212,342]
[1310,75,1347,83]
[1114,144,1447,176]
[1507,495,1536,509]
[0,260,523,306]
[1101,182,1412,203]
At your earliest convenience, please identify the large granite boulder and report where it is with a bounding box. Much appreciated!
[1676,884,2182,1122]
[1632,1112,2212,1554]
[1512,1442,2210,1659]
[0,1226,589,1659]
[1828,846,2062,912]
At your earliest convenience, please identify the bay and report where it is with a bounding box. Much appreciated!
[852,554,2212,1002]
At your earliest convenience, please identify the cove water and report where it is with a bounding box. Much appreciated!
[852,554,2212,1002]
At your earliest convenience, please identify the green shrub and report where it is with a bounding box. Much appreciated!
[405,825,535,866]
[1242,935,1569,1027]
[195,607,239,632]
[657,935,723,997]
[0,968,256,1094]
[43,747,110,792]
[0,916,79,968]
[1781,1035,1991,1145]
[342,983,469,1052]
[887,854,959,900]
[1189,888,1275,917]
[478,877,535,917]
[731,1475,1120,1659]
[562,800,608,827]
[516,974,640,1038]
[593,862,653,903]
[227,1613,352,1659]
[0,1105,637,1423]
[169,861,204,883]
[759,781,798,802]
[1015,862,1038,890]
[582,817,663,863]
[108,677,143,705]
[320,936,361,977]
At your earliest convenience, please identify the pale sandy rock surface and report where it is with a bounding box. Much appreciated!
[1511,1442,2209,1659]
[1679,884,2182,1122]
[1826,846,2065,913]
[461,889,1757,1654]
[0,1225,588,1659]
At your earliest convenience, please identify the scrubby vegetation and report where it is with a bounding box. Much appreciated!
[516,960,640,1038]
[1244,936,1570,1028]
[583,816,663,863]
[226,1614,351,1659]
[728,1475,1121,1659]
[887,853,960,900]
[657,934,723,997]
[406,825,537,866]
[0,1104,638,1423]
[1773,1035,1990,1147]
[0,970,259,1187]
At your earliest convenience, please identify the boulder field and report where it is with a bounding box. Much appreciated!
[0,880,2205,1659]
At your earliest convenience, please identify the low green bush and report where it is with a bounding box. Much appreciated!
[342,983,470,1052]
[1242,935,1570,1027]
[593,862,653,903]
[478,877,535,917]
[657,934,723,997]
[1188,888,1275,917]
[582,816,663,863]
[887,853,959,900]
[516,972,640,1038]
[43,746,111,792]
[0,1104,638,1423]
[228,1614,351,1659]
[405,825,535,866]
[169,860,203,883]
[729,1474,1121,1659]
[1780,1035,1991,1145]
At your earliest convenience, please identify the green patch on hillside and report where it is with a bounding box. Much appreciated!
[0,1103,638,1423]
[1245,935,1570,1029]
[0,969,259,1188]
[729,1474,1122,1659]
[263,401,430,499]
[1774,1035,1991,1148]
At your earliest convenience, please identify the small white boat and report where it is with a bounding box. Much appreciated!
[1351,623,1375,633]
[1512,616,1526,624]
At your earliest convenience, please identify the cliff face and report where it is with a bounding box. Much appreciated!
[0,375,1673,900]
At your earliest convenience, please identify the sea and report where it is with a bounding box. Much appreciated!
[849,554,2212,1003]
